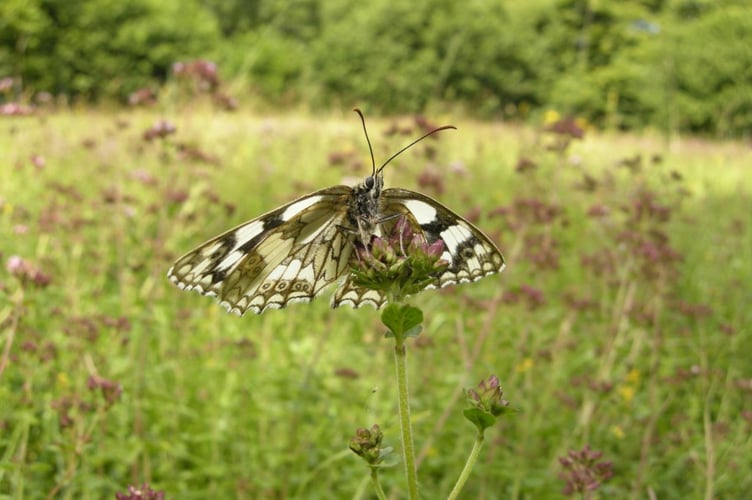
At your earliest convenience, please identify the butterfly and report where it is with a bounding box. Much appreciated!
[167,111,505,315]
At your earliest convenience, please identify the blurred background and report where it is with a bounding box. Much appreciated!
[2,1,751,499]
[2,0,750,136]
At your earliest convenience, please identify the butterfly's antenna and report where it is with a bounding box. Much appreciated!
[354,109,377,177]
[376,124,456,175]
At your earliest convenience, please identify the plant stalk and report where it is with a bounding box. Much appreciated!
[447,430,485,500]
[370,468,388,500]
[394,334,420,499]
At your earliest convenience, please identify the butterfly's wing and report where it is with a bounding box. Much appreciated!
[382,188,505,285]
[168,186,356,315]
[331,281,389,310]
[331,188,505,309]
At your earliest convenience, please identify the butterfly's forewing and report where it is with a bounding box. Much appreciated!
[380,188,505,287]
[168,186,356,315]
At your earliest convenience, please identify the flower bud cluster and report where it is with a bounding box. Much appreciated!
[351,216,448,301]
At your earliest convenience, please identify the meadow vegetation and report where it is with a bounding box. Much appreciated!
[1,101,750,498]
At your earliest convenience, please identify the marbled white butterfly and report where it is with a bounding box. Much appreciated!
[167,111,505,315]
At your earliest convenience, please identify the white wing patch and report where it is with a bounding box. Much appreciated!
[234,220,265,246]
[282,196,322,221]
[216,250,246,272]
[439,224,473,254]
[403,199,437,224]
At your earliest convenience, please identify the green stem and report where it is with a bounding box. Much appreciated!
[394,333,420,499]
[370,468,388,500]
[447,430,485,500]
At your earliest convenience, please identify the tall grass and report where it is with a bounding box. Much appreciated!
[1,107,750,499]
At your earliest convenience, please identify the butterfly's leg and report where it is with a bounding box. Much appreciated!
[335,224,358,235]
[375,213,411,256]
[375,213,402,225]
[335,223,373,262]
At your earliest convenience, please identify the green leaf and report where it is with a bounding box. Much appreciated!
[375,447,400,468]
[463,408,496,433]
[381,304,423,337]
[404,325,423,338]
[491,403,518,417]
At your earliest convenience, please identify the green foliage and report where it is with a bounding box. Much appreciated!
[540,0,660,126]
[668,6,752,135]
[381,304,423,339]
[301,0,549,115]
[1,0,751,134]
[201,0,263,36]
[233,30,309,99]
[0,0,220,100]
[307,0,442,112]
[519,0,752,136]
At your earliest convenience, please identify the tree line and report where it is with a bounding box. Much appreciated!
[1,0,750,136]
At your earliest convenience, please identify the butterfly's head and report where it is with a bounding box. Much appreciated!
[363,173,383,196]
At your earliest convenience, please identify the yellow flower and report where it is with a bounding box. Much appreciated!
[626,368,640,384]
[611,425,625,439]
[57,372,70,388]
[617,384,635,404]
[515,357,534,373]
[543,109,560,125]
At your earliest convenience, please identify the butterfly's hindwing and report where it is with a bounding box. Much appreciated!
[331,278,388,310]
[381,188,505,288]
[330,188,505,310]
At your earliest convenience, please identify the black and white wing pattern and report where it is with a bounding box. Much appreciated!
[332,188,505,309]
[383,189,505,285]
[168,117,505,316]
[168,186,357,315]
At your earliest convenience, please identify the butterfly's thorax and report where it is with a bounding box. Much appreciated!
[347,175,385,240]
